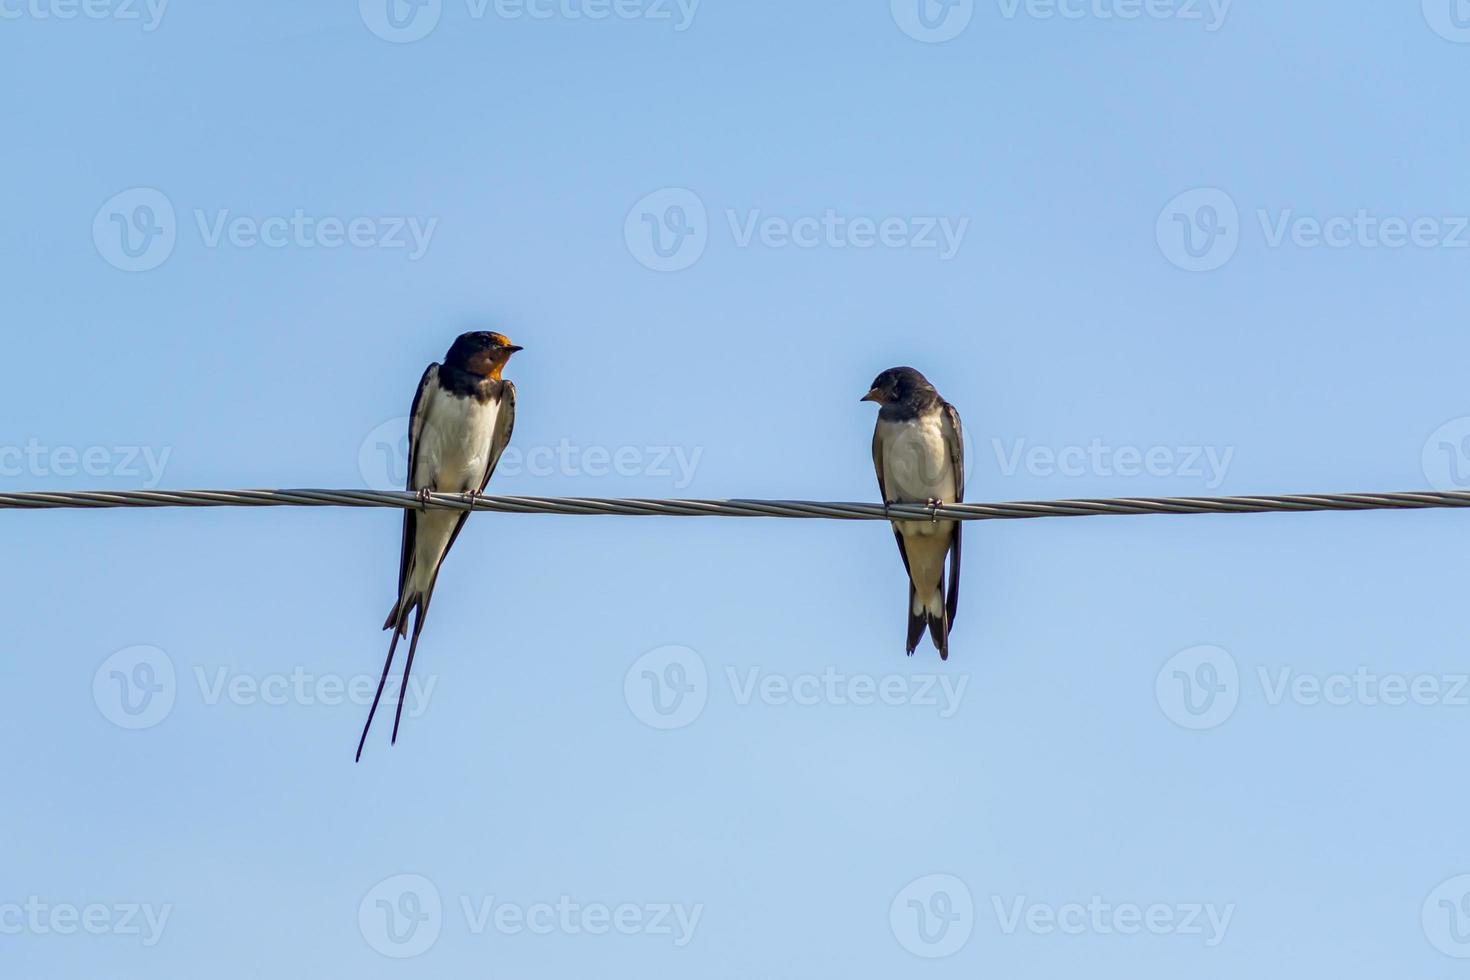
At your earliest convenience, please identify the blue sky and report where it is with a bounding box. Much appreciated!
[5,1,1470,976]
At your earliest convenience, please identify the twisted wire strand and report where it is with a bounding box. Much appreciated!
[0,488,1468,521]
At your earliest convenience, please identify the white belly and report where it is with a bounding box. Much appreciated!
[412,391,502,494]
[404,390,502,594]
[880,414,958,606]
[879,415,957,505]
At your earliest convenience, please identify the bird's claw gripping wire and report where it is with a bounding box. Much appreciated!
[416,488,434,509]
[927,498,944,524]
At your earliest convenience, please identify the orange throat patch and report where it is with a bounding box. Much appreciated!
[468,350,510,380]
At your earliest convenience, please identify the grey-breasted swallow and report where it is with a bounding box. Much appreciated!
[357,331,522,761]
[863,366,964,660]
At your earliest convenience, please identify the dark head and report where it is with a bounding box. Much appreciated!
[445,331,523,381]
[861,367,934,406]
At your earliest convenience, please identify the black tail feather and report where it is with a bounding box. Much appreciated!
[931,567,951,661]
[905,584,925,655]
[945,526,961,630]
[383,598,410,637]
[358,605,408,762]
[391,599,430,746]
[928,605,950,661]
[906,573,953,661]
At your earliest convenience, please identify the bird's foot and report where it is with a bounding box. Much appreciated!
[416,487,434,509]
[926,498,944,524]
[462,489,483,511]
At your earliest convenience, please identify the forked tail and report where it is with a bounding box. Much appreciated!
[905,578,950,661]
[357,590,431,761]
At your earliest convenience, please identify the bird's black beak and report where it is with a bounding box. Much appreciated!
[861,388,882,404]
[505,345,524,353]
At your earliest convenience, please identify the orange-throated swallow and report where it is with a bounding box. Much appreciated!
[357,331,522,761]
[863,367,964,660]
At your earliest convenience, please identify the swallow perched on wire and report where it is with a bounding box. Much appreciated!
[357,331,522,761]
[863,367,964,660]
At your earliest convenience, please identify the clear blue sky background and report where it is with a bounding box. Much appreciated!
[5,1,1470,976]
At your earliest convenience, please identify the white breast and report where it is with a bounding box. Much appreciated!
[879,414,957,504]
[412,389,502,494]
